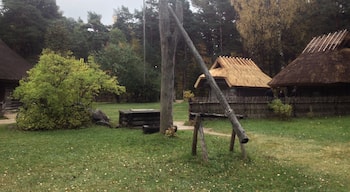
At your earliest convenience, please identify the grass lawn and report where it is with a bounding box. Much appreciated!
[0,102,349,191]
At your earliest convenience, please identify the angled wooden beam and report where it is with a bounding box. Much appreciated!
[168,5,249,144]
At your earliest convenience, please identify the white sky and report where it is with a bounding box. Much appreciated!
[56,0,144,25]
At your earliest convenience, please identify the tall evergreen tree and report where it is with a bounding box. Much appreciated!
[113,6,135,42]
[44,19,71,54]
[95,29,160,102]
[192,0,242,60]
[306,0,350,36]
[0,0,61,61]
[85,12,110,52]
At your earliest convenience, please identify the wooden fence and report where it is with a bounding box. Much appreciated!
[189,96,350,119]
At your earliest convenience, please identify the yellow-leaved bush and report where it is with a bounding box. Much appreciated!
[14,50,125,130]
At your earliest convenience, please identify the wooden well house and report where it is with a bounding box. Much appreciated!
[0,39,32,110]
[190,56,272,118]
[269,29,350,116]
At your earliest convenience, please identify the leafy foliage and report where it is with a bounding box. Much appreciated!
[165,126,177,137]
[268,99,292,120]
[44,19,71,54]
[13,51,125,130]
[192,0,242,58]
[231,0,350,76]
[183,90,194,101]
[0,0,61,60]
[95,29,160,102]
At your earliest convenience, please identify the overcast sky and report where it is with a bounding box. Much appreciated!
[56,0,144,25]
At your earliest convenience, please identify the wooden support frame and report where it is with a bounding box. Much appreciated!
[167,5,249,144]
[167,5,248,159]
[192,114,208,162]
[192,114,247,161]
[230,129,247,159]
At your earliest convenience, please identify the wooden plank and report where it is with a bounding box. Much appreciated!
[318,33,332,52]
[330,30,347,50]
[310,36,322,53]
[229,129,236,152]
[119,109,160,128]
[302,37,316,54]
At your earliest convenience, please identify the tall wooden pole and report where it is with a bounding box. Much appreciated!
[143,0,146,84]
[159,0,173,133]
[168,5,249,143]
[159,0,182,134]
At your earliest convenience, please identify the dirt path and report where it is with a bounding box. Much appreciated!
[174,121,231,137]
[0,113,16,124]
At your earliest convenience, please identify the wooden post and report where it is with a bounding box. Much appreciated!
[198,119,209,162]
[229,129,236,152]
[192,114,208,162]
[241,143,247,160]
[159,0,183,134]
[159,0,173,134]
[230,129,247,159]
[192,115,199,156]
[168,5,249,144]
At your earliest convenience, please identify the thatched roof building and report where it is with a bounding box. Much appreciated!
[269,29,350,88]
[0,39,31,82]
[0,39,32,103]
[195,56,272,99]
[195,56,271,88]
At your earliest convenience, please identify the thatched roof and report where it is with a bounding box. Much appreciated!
[0,39,32,82]
[194,56,272,88]
[269,29,350,87]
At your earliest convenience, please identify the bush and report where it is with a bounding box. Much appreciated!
[13,51,125,130]
[183,90,194,101]
[165,126,177,138]
[268,99,292,120]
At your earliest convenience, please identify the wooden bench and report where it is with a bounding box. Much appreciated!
[119,109,160,133]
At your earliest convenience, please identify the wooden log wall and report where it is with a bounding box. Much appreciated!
[189,96,350,119]
[287,96,350,117]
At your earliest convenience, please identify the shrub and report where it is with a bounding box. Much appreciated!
[183,90,195,101]
[13,50,125,130]
[268,99,293,120]
[165,126,177,138]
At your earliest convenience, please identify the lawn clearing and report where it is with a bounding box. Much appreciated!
[203,116,350,190]
[0,102,349,191]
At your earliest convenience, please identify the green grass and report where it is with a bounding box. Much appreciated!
[0,102,349,191]
[203,116,350,143]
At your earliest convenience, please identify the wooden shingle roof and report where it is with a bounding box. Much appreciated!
[269,29,350,87]
[0,39,32,82]
[194,56,272,88]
